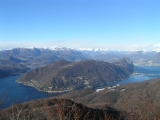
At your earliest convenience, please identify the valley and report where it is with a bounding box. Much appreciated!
[1,47,160,119]
[1,0,160,119]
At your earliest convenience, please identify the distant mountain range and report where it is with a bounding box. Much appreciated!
[0,48,88,69]
[17,57,134,92]
[0,47,160,79]
[0,47,160,70]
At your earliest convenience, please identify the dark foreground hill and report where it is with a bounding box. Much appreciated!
[17,58,134,92]
[62,78,160,119]
[0,98,126,120]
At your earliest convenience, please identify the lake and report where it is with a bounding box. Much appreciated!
[0,66,160,109]
[0,76,59,109]
[116,66,160,85]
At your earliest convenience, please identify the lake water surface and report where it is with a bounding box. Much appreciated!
[0,66,160,109]
[0,76,59,109]
[116,66,160,85]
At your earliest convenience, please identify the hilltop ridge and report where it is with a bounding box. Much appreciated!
[17,58,134,92]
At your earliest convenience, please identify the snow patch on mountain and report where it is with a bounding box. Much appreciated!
[50,46,74,51]
[78,48,109,52]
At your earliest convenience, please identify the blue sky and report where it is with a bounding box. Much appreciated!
[0,0,160,51]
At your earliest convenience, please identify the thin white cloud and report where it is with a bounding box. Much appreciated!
[0,41,48,50]
[124,44,160,52]
[0,40,93,50]
[0,41,160,52]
